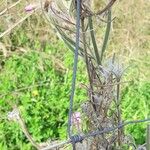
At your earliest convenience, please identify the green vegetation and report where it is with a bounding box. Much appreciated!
[122,81,150,145]
[0,39,87,149]
[0,32,149,149]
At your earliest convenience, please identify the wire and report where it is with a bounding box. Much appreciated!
[67,0,81,141]
[41,118,150,150]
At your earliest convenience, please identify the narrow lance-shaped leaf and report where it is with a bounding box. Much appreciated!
[89,16,101,65]
[55,26,84,56]
[55,0,68,13]
[100,9,112,63]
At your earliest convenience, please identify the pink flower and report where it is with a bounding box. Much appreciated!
[71,112,81,125]
[71,112,82,133]
[25,4,37,12]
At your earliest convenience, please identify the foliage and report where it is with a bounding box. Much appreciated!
[122,81,150,145]
[43,0,149,149]
[0,40,87,149]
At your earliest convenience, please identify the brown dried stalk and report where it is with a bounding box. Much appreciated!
[83,0,117,17]
[8,107,41,149]
[0,0,22,16]
[0,7,39,39]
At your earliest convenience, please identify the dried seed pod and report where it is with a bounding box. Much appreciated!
[44,0,51,12]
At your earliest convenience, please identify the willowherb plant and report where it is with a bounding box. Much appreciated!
[44,0,133,149]
[43,0,149,149]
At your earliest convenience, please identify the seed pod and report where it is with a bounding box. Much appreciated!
[44,0,51,12]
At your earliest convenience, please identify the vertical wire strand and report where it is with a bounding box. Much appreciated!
[68,0,81,138]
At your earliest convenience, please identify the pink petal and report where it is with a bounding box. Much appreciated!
[71,112,81,124]
[25,4,36,12]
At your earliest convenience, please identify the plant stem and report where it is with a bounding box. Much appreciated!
[81,18,96,112]
[116,79,122,146]
[147,124,150,150]
[89,16,101,65]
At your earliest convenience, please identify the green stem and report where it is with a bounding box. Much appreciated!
[147,124,150,150]
[116,79,122,146]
